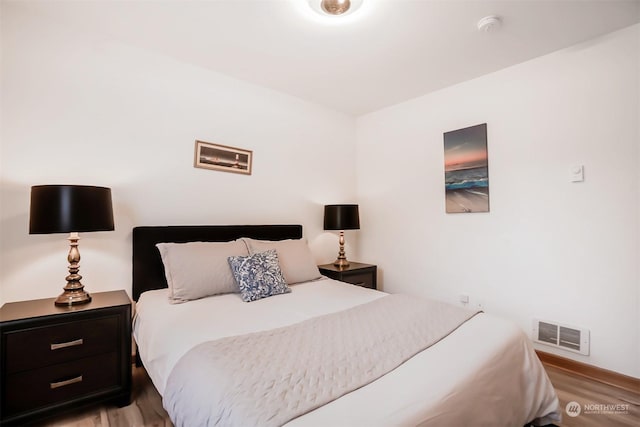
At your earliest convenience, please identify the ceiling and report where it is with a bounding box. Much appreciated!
[16,0,640,116]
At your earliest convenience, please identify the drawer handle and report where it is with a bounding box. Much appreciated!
[50,375,83,389]
[50,338,83,350]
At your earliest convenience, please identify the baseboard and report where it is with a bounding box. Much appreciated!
[536,350,640,394]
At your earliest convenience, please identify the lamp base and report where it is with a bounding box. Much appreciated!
[333,258,350,268]
[55,289,92,306]
[333,230,351,268]
[54,232,92,306]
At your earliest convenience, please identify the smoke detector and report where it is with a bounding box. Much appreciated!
[477,15,501,32]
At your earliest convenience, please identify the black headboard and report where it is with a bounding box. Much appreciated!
[132,225,303,301]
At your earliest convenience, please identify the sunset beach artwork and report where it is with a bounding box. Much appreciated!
[443,123,489,213]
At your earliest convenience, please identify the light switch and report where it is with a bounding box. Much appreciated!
[570,165,584,182]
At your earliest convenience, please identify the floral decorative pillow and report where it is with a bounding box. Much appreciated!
[228,249,291,302]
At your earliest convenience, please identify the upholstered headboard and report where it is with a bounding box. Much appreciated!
[132,225,303,301]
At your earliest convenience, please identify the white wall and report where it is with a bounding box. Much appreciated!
[0,3,357,304]
[2,3,638,379]
[356,25,640,377]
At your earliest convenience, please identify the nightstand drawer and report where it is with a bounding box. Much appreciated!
[342,272,375,288]
[318,262,377,290]
[5,352,119,416]
[5,315,118,374]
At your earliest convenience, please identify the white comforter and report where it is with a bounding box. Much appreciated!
[133,278,561,426]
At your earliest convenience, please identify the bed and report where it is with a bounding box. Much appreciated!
[132,225,561,427]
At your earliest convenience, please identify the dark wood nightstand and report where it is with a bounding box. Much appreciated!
[0,290,132,426]
[318,262,377,290]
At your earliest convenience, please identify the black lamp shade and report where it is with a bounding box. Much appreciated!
[324,204,360,230]
[29,185,114,234]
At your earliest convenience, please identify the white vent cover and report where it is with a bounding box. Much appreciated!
[532,319,590,355]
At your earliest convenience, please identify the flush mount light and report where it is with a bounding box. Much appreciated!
[309,0,364,17]
[322,0,350,15]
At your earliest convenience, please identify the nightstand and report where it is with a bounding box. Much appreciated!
[318,262,377,290]
[0,290,132,426]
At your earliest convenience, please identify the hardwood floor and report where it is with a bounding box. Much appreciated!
[544,364,640,427]
[27,363,640,426]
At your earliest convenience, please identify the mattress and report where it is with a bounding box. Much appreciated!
[133,278,560,426]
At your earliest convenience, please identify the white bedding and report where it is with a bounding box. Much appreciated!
[133,278,561,426]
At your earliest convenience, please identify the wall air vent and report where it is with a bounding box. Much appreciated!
[532,318,590,355]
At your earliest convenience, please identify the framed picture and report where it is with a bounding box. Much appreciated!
[443,123,489,213]
[194,140,252,175]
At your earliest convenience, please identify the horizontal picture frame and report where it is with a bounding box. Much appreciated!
[194,140,252,175]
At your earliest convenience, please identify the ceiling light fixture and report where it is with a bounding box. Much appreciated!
[308,0,364,17]
[322,0,350,15]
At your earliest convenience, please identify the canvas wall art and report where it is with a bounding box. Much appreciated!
[443,123,489,213]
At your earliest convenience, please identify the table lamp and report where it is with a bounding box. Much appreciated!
[323,204,360,268]
[29,185,114,306]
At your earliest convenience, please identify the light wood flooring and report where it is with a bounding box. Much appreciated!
[544,364,640,427]
[27,363,640,427]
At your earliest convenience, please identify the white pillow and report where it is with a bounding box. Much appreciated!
[156,240,249,304]
[242,238,321,285]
